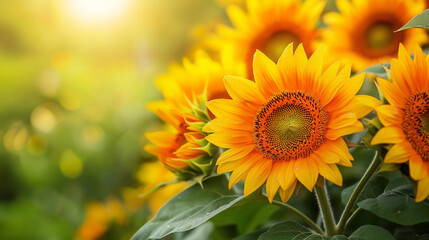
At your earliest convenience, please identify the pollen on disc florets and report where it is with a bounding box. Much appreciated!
[252,90,329,161]
[402,90,429,162]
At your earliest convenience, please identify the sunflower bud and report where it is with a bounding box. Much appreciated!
[145,95,219,182]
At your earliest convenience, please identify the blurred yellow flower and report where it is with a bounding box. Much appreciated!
[76,198,126,240]
[214,0,325,78]
[323,0,427,71]
[372,45,429,202]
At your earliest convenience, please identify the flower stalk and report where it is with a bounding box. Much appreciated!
[335,151,383,234]
[314,182,336,236]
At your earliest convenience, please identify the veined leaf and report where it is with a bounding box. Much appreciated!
[396,9,429,31]
[131,174,248,240]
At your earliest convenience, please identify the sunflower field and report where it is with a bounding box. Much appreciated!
[1,0,429,239]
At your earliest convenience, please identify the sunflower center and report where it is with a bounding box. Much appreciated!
[253,91,329,161]
[365,22,395,50]
[261,31,300,62]
[402,90,429,162]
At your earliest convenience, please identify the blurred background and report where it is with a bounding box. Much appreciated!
[0,0,229,239]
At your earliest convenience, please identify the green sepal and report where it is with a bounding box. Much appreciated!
[361,117,383,149]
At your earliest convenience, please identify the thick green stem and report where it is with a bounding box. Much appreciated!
[271,199,324,235]
[336,151,383,233]
[315,183,336,236]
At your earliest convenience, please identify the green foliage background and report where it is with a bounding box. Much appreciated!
[0,0,226,239]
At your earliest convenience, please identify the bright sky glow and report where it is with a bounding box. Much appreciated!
[65,0,130,25]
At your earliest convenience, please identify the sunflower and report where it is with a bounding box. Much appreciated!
[145,50,239,179]
[204,43,380,202]
[214,0,325,78]
[371,45,429,202]
[323,0,427,72]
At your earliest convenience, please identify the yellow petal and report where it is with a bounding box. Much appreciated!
[328,112,357,130]
[325,121,364,140]
[376,105,402,127]
[227,5,249,29]
[377,78,406,108]
[145,131,177,148]
[316,159,343,186]
[415,177,429,202]
[335,95,381,119]
[223,75,266,104]
[253,50,282,97]
[279,180,297,202]
[384,143,412,163]
[228,153,261,188]
[266,162,281,203]
[206,99,256,119]
[244,159,272,196]
[278,160,296,190]
[217,145,255,164]
[205,131,253,149]
[409,154,426,181]
[294,157,319,191]
[371,126,406,145]
[325,73,365,112]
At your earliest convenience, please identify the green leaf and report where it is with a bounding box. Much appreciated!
[232,228,268,240]
[396,9,429,31]
[211,202,279,235]
[341,175,389,205]
[181,222,214,240]
[257,221,324,240]
[358,184,429,225]
[131,174,247,240]
[349,225,395,240]
[359,63,390,79]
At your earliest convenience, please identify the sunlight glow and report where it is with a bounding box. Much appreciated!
[65,0,130,25]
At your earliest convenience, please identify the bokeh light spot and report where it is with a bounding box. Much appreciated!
[82,125,104,145]
[31,105,58,133]
[27,134,48,156]
[60,150,83,179]
[59,90,82,111]
[3,123,28,151]
[65,0,131,25]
